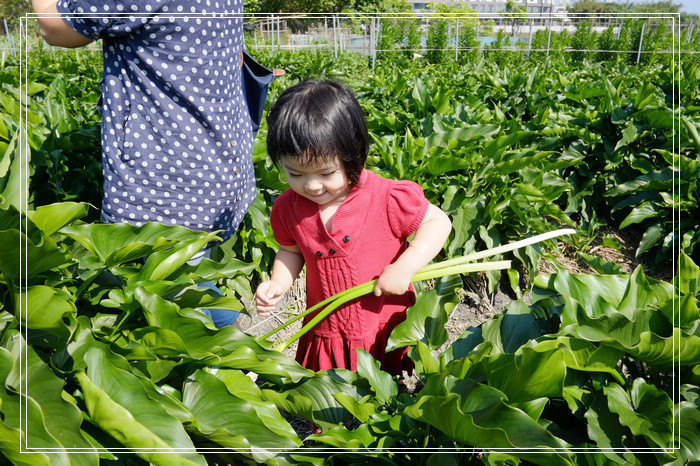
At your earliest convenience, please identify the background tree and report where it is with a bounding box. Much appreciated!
[569,0,682,14]
[0,0,29,26]
[568,0,608,14]
[425,2,486,64]
[245,0,409,14]
[500,0,527,39]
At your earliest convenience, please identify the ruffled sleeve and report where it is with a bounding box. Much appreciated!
[386,180,430,239]
[270,190,298,247]
[57,0,158,39]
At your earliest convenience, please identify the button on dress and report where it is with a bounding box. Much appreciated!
[57,0,255,240]
[270,169,430,375]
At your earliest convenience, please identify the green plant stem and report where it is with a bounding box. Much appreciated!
[258,228,576,346]
[273,260,512,352]
[418,228,576,273]
[110,309,132,340]
[74,267,106,300]
[257,284,363,342]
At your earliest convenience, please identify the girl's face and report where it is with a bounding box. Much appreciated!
[280,156,351,208]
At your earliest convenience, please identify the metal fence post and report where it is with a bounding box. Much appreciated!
[268,14,274,47]
[455,18,460,61]
[332,14,338,58]
[546,17,552,56]
[637,21,645,63]
[4,19,15,56]
[338,14,343,55]
[371,17,376,73]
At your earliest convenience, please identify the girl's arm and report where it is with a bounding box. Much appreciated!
[374,203,452,296]
[255,244,305,316]
[32,0,94,47]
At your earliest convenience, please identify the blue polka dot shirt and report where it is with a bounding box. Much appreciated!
[56,0,256,241]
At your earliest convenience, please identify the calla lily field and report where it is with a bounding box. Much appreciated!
[1,18,699,466]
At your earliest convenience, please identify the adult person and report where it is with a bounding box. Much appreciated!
[32,0,256,328]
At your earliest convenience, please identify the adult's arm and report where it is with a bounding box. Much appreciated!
[32,0,93,48]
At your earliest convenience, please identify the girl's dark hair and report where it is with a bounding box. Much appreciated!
[266,80,369,186]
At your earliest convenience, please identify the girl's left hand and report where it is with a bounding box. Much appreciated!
[373,263,413,296]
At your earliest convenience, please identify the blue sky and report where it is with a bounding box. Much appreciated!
[673,1,699,15]
[679,2,699,15]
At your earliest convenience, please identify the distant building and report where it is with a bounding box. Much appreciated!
[410,0,573,18]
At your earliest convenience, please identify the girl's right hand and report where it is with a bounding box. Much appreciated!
[255,281,286,316]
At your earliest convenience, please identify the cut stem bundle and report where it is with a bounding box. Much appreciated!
[258,228,576,352]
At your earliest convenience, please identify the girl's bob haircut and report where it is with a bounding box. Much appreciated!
[266,80,369,186]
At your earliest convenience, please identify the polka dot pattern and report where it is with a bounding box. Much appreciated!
[56,0,255,241]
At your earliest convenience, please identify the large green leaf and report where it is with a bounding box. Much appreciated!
[534,336,625,385]
[537,267,687,367]
[76,347,206,465]
[182,368,300,464]
[633,81,662,110]
[136,232,220,281]
[262,369,367,430]
[170,287,244,312]
[305,423,379,450]
[412,340,441,375]
[177,256,256,285]
[411,76,432,114]
[605,380,673,449]
[605,168,675,199]
[445,195,484,256]
[635,327,700,368]
[332,392,379,424]
[444,326,486,365]
[0,346,52,466]
[676,250,700,297]
[422,154,470,176]
[355,349,398,404]
[492,150,558,177]
[4,332,98,463]
[616,265,674,317]
[51,316,108,373]
[403,375,575,466]
[387,275,461,351]
[481,300,544,354]
[134,288,312,382]
[26,202,89,236]
[636,222,666,258]
[584,392,641,465]
[0,205,72,282]
[676,385,700,464]
[619,201,660,229]
[0,127,30,211]
[485,344,567,403]
[537,267,647,323]
[213,368,300,441]
[423,124,500,152]
[60,222,217,267]
[614,121,639,151]
[19,285,76,338]
[483,131,537,160]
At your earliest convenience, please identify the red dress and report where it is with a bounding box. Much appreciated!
[270,169,429,375]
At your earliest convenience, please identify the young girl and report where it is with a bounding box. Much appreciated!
[256,80,452,375]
